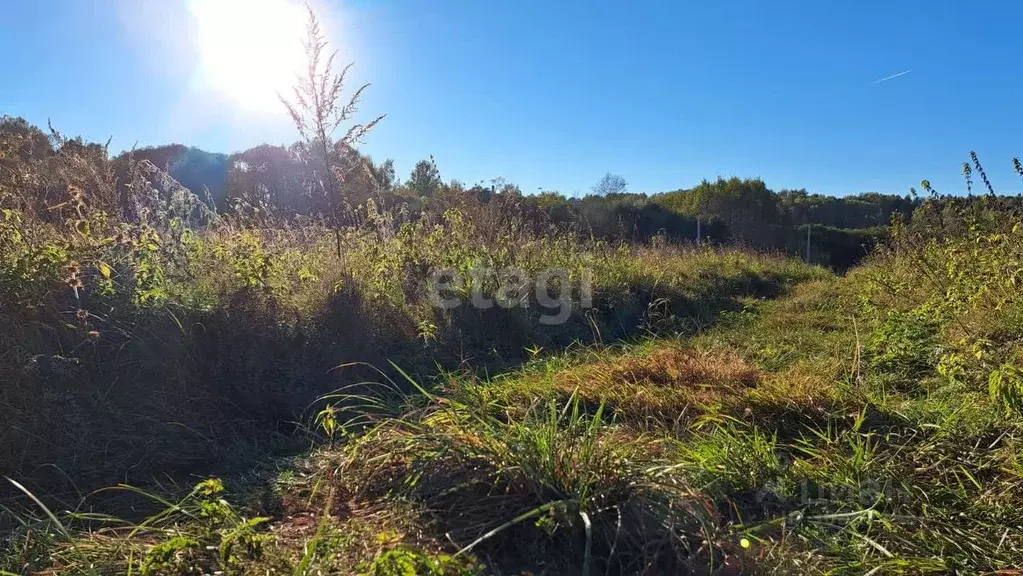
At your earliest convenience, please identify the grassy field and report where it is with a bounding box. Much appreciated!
[2,116,1022,573]
[3,194,1023,574]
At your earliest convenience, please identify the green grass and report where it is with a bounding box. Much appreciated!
[5,197,1023,573]
[0,192,825,499]
[8,249,1023,574]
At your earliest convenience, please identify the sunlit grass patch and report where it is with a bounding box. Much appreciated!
[486,337,842,437]
[538,346,761,427]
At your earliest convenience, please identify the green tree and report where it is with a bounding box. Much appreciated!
[225,144,311,217]
[661,177,781,246]
[408,156,441,197]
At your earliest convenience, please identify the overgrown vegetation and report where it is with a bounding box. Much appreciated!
[5,8,1023,570]
[3,105,918,272]
[6,134,1023,572]
[0,105,833,498]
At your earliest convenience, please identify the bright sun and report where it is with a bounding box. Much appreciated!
[189,0,308,113]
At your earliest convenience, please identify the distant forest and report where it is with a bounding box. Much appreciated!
[2,115,922,269]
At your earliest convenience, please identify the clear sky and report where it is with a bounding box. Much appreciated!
[2,0,1021,197]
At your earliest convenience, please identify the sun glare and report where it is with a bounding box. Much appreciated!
[189,0,308,113]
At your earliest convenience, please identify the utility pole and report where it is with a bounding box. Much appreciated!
[805,223,811,264]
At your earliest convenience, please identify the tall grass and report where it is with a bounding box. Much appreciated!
[0,153,825,506]
[9,132,1023,573]
[7,195,1023,574]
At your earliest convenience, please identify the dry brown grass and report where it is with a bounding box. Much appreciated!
[533,346,763,428]
[572,346,762,389]
[494,340,848,436]
[727,359,842,432]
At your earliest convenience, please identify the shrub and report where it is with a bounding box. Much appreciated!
[867,308,941,387]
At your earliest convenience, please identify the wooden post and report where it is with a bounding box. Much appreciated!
[805,223,811,264]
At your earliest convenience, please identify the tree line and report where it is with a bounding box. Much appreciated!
[2,114,925,270]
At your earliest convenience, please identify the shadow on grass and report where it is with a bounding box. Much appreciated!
[0,264,812,511]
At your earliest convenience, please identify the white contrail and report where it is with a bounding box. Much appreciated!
[872,69,913,85]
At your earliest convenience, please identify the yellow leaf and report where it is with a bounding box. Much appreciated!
[98,261,111,279]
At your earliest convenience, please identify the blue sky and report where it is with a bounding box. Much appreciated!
[2,0,1021,197]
